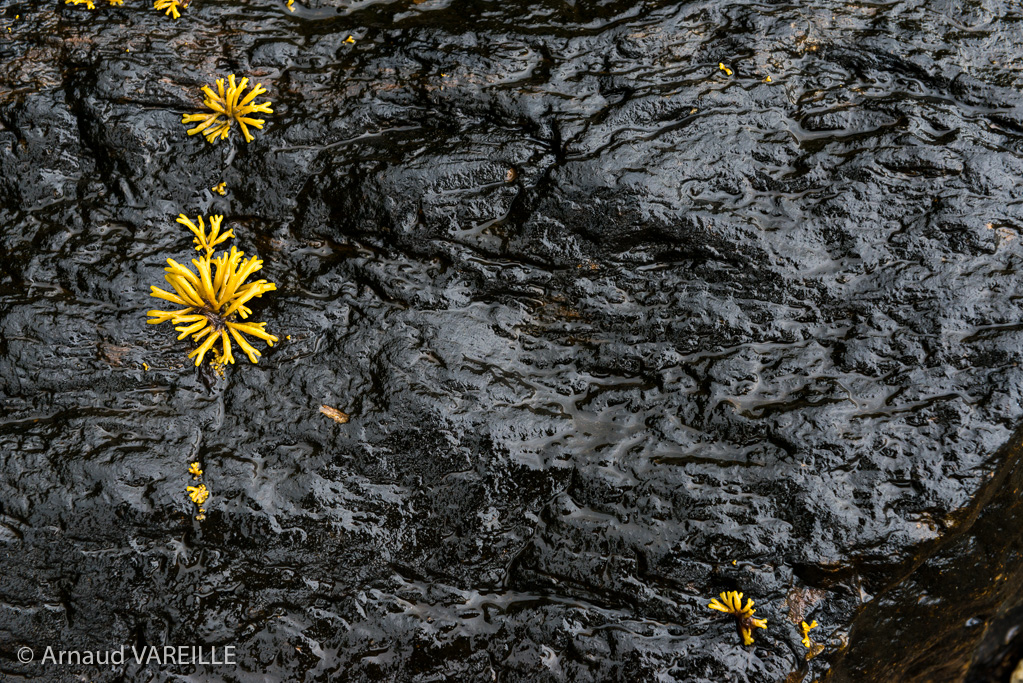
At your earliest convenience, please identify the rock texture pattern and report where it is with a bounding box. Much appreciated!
[2,0,1023,680]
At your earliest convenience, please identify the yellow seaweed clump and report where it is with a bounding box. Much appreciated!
[147,214,278,367]
[154,0,185,19]
[708,590,768,645]
[186,462,208,520]
[187,481,209,521]
[182,75,274,144]
[187,484,209,505]
[65,0,125,8]
[800,619,819,648]
[65,0,187,18]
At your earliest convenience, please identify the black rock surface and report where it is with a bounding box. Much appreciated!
[2,0,1023,681]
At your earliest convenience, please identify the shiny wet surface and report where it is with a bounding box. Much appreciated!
[2,0,1023,680]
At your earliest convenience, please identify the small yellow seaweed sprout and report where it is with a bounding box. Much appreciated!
[708,591,768,646]
[182,75,274,144]
[147,214,278,366]
[187,461,208,520]
[65,0,124,8]
[800,620,818,648]
[187,482,209,520]
[187,483,209,505]
[154,0,185,19]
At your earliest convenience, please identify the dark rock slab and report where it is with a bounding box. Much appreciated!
[2,0,1023,681]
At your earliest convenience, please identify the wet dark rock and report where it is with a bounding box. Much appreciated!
[2,0,1023,681]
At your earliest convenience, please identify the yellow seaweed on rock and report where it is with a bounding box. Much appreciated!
[800,619,819,648]
[65,0,124,8]
[153,0,184,19]
[187,461,209,521]
[707,590,768,645]
[186,484,209,505]
[65,0,186,18]
[147,214,278,366]
[181,74,274,144]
